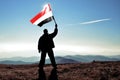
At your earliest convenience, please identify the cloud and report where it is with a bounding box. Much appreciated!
[55,44,120,54]
[80,18,111,25]
[65,18,111,26]
[0,43,36,53]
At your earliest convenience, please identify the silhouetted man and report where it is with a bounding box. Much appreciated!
[38,24,58,69]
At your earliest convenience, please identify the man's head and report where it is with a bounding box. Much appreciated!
[43,29,48,34]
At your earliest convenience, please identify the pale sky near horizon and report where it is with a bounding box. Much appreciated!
[0,0,120,58]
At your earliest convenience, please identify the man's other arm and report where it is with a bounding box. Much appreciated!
[38,38,41,53]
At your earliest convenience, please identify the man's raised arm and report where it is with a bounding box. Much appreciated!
[50,24,58,38]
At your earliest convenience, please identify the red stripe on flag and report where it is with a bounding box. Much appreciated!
[48,4,51,11]
[30,8,46,24]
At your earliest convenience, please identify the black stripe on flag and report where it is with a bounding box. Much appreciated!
[38,16,53,27]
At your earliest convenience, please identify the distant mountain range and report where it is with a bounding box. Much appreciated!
[0,55,120,64]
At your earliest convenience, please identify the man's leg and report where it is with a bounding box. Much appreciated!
[39,51,46,69]
[48,49,57,68]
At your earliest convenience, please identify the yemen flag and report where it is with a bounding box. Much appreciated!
[30,4,53,27]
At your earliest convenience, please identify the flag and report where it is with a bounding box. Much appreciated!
[30,4,53,27]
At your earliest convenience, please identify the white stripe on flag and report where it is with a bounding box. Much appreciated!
[33,11,53,25]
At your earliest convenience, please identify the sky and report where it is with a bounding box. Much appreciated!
[0,0,120,58]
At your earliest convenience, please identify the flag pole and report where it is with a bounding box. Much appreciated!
[52,16,57,24]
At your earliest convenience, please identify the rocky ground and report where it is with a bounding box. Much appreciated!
[0,61,120,80]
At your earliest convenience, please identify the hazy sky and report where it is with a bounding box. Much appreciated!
[0,0,120,58]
